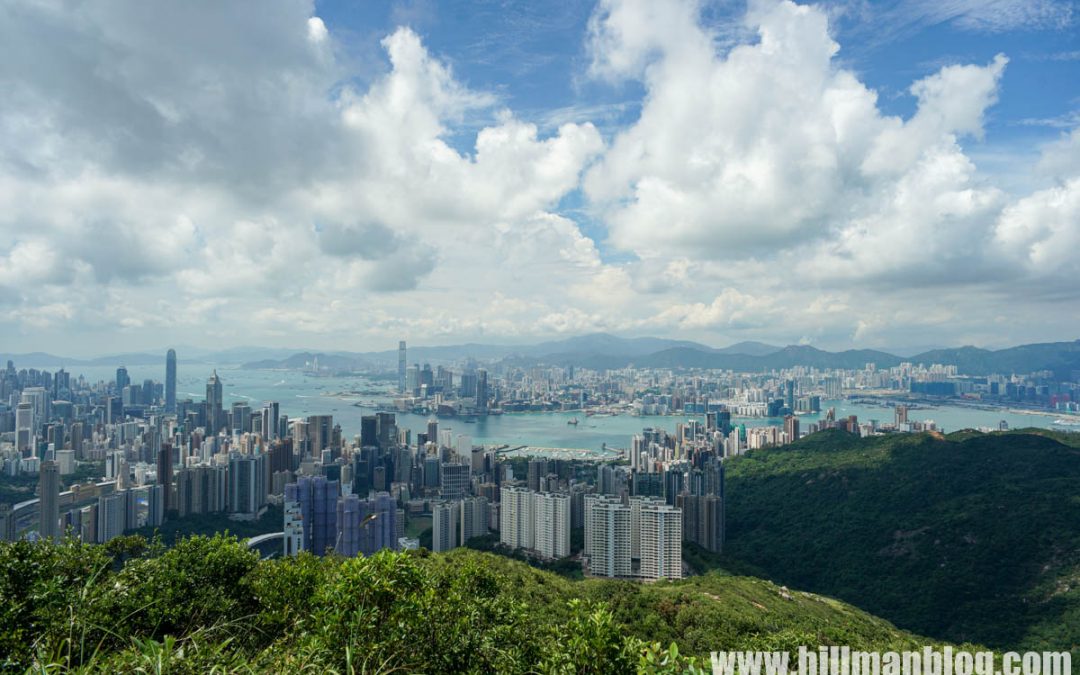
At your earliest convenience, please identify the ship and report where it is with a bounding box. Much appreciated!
[567,417,579,426]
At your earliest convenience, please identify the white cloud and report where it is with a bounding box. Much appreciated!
[0,0,1077,354]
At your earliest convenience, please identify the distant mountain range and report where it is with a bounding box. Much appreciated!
[4,334,1080,377]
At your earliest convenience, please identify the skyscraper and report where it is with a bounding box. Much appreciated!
[584,494,631,578]
[206,370,223,434]
[284,475,338,556]
[638,502,682,580]
[38,460,60,542]
[165,349,177,413]
[533,492,571,559]
[499,486,534,551]
[432,500,459,552]
[398,341,406,394]
[116,366,130,393]
[15,402,33,456]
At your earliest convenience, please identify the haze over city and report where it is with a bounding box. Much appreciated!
[2,0,1079,356]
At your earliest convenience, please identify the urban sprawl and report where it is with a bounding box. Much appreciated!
[2,341,1078,581]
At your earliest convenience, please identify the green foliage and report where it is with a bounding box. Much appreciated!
[0,535,956,673]
[539,599,638,674]
[128,505,283,544]
[718,429,1080,656]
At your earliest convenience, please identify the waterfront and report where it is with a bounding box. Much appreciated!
[53,363,1080,456]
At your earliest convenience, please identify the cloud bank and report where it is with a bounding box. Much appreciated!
[0,0,1077,354]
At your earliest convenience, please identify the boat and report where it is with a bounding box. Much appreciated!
[567,418,579,426]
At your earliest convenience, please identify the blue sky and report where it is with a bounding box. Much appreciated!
[319,0,1078,141]
[0,0,1078,355]
[316,0,1079,259]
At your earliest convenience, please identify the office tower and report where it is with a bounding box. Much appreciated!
[783,415,800,443]
[423,456,440,488]
[584,495,631,578]
[638,502,682,580]
[116,366,130,393]
[432,500,459,552]
[284,475,339,556]
[717,409,732,436]
[262,402,280,440]
[632,471,663,498]
[440,462,469,500]
[630,435,645,472]
[308,415,333,455]
[406,365,419,395]
[419,364,434,395]
[165,349,177,413]
[375,412,396,449]
[426,419,438,446]
[476,368,488,411]
[38,460,60,542]
[533,492,571,559]
[70,422,84,459]
[232,403,252,436]
[360,415,377,447]
[527,459,547,492]
[156,443,173,517]
[784,379,795,411]
[499,486,534,551]
[398,341,406,394]
[269,438,294,475]
[206,371,223,434]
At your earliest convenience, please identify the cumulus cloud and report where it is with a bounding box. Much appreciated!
[0,0,1077,353]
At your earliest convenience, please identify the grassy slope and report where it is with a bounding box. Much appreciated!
[720,429,1080,655]
[427,548,940,656]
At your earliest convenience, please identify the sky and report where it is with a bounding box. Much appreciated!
[1,0,1078,357]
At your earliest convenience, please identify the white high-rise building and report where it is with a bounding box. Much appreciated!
[499,486,534,551]
[533,492,570,559]
[15,402,33,455]
[630,496,666,560]
[460,496,489,544]
[432,500,459,552]
[584,495,631,578]
[638,502,683,580]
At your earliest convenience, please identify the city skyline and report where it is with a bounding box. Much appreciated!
[2,0,1078,355]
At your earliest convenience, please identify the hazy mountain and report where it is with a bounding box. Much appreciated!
[909,340,1080,377]
[713,340,781,355]
[9,336,1080,376]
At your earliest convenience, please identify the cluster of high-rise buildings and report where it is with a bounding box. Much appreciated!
[381,352,1080,424]
[2,348,747,582]
[283,476,400,557]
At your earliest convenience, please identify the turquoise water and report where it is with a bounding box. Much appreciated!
[64,363,1076,453]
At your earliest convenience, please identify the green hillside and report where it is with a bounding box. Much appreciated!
[721,429,1080,656]
[0,535,949,673]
